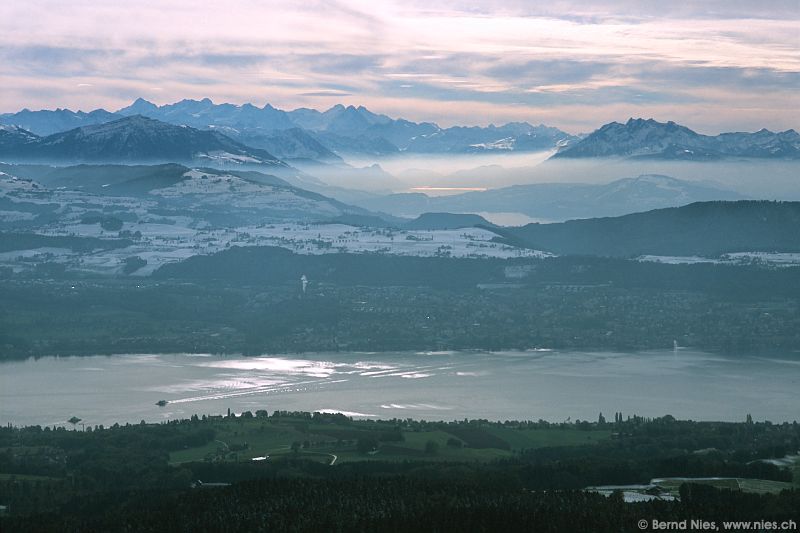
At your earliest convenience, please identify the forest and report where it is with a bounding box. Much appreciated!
[1,413,798,531]
[497,201,800,257]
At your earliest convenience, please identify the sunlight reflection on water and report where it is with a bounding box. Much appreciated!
[1,350,798,426]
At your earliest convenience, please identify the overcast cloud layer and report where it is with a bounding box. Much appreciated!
[1,0,798,133]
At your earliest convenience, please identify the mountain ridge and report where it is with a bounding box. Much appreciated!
[0,115,287,167]
[496,200,800,257]
[4,104,797,162]
[553,118,800,160]
[1,99,577,157]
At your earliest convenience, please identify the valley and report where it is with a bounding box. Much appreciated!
[2,2,798,530]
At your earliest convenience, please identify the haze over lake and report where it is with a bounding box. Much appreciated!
[2,350,797,427]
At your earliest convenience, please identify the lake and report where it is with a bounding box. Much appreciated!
[1,349,798,427]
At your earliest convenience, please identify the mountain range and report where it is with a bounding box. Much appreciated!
[553,118,800,161]
[0,108,120,136]
[1,99,576,159]
[0,115,286,167]
[0,114,765,221]
[4,101,797,167]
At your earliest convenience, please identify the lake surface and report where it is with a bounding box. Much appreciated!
[1,349,798,427]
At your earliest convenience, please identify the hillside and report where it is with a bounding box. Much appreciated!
[154,245,509,287]
[0,116,287,166]
[0,162,384,234]
[0,108,119,136]
[0,124,39,151]
[403,212,495,230]
[228,127,343,162]
[497,201,800,257]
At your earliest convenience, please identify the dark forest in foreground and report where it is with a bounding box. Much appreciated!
[1,413,798,532]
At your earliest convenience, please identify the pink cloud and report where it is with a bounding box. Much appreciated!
[1,1,797,132]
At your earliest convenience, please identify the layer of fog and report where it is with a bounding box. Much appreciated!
[333,153,800,201]
[339,151,555,194]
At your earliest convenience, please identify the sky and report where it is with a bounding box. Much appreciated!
[1,0,798,133]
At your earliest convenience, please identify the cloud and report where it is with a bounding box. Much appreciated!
[0,0,796,132]
[299,90,354,97]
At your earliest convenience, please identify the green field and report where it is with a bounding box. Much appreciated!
[3,413,797,529]
[169,416,613,465]
[737,478,796,494]
[170,420,310,464]
[653,477,794,496]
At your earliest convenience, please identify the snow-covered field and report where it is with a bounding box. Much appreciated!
[723,252,800,265]
[6,167,796,279]
[1,167,550,276]
[638,253,800,267]
[4,221,548,276]
[637,255,719,265]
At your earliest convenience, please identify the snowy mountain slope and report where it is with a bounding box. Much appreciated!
[405,122,576,154]
[0,108,120,136]
[0,161,392,240]
[6,101,795,161]
[112,100,576,155]
[223,127,343,162]
[288,104,392,133]
[0,124,40,151]
[0,170,43,193]
[553,118,800,160]
[149,169,344,216]
[118,98,298,131]
[0,116,288,166]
